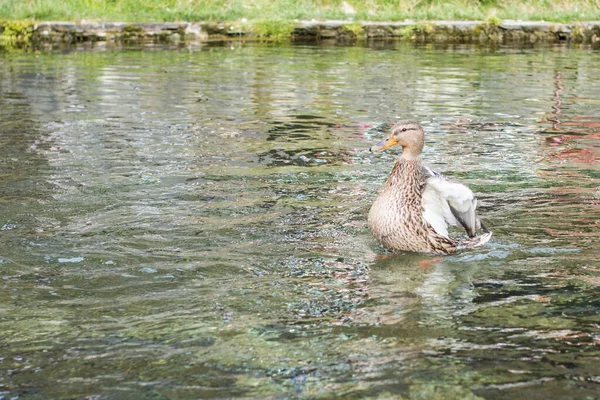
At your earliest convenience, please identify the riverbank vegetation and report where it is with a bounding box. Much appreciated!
[1,0,599,23]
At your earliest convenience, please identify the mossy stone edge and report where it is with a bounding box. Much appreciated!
[2,20,600,47]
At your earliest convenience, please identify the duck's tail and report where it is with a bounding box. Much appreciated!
[457,232,492,250]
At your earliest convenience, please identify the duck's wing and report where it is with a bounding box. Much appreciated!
[421,166,481,238]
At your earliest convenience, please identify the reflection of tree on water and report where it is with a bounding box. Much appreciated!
[540,70,600,165]
[548,72,564,130]
[532,71,600,248]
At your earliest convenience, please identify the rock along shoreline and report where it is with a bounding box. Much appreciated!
[3,20,600,47]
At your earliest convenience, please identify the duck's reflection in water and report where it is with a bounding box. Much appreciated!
[350,252,478,330]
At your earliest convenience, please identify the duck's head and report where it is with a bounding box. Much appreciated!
[370,121,425,159]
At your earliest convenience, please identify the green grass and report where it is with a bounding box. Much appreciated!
[1,0,599,23]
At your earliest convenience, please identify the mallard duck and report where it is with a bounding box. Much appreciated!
[368,121,492,254]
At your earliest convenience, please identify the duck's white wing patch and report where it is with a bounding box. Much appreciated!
[422,174,478,237]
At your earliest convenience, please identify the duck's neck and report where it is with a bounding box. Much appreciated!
[400,148,421,161]
[386,157,422,189]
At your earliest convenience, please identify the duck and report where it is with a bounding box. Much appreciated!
[368,121,492,254]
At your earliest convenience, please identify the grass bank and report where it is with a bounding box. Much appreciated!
[1,0,600,23]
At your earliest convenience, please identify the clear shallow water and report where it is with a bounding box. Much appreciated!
[1,42,599,399]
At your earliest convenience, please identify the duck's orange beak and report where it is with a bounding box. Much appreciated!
[370,135,399,152]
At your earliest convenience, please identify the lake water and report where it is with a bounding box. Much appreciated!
[1,41,599,399]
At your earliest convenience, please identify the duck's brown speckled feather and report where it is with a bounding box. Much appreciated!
[368,159,458,254]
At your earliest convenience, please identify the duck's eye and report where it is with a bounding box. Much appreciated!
[401,128,407,132]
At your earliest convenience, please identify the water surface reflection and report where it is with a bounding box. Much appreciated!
[1,42,599,399]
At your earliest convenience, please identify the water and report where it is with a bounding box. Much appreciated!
[1,42,599,399]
